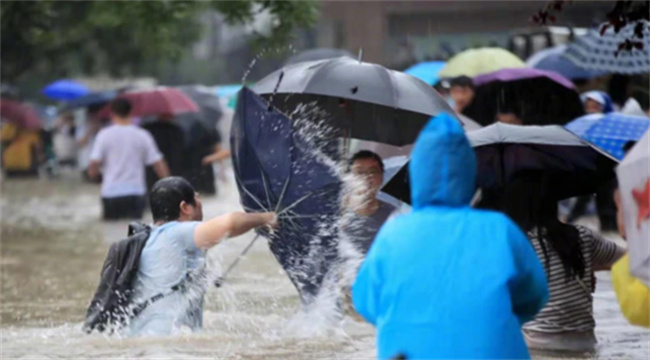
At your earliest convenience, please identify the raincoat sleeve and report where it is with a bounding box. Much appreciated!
[505,220,549,325]
[612,255,650,328]
[352,231,387,325]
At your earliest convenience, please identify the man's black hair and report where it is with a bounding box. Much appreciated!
[110,98,133,118]
[449,76,474,90]
[349,150,384,172]
[149,177,196,223]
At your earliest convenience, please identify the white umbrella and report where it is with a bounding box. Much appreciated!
[616,129,650,286]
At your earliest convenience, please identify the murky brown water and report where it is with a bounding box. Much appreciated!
[1,171,648,359]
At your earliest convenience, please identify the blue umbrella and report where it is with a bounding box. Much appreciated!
[231,87,341,304]
[563,23,650,74]
[404,61,446,85]
[526,45,605,80]
[42,80,89,101]
[566,113,650,160]
[60,90,117,112]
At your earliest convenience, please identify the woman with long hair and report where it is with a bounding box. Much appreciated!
[485,172,625,354]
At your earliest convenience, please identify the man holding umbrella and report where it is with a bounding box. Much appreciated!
[88,98,170,220]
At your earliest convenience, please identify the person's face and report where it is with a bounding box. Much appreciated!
[584,99,604,114]
[497,112,523,125]
[351,158,383,197]
[449,86,474,112]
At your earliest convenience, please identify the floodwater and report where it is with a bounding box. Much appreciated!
[1,170,648,359]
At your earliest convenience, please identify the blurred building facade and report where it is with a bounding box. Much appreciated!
[315,0,613,69]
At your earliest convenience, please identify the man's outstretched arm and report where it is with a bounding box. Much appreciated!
[193,212,276,250]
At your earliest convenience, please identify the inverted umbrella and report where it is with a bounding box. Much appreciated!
[404,61,446,85]
[0,98,42,130]
[616,130,650,286]
[382,122,617,204]
[563,23,650,74]
[253,57,454,146]
[285,48,353,65]
[98,87,199,118]
[526,45,605,80]
[42,79,89,101]
[438,47,525,78]
[463,68,584,126]
[231,87,342,303]
[566,113,650,160]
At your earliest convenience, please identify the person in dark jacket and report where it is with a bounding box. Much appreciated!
[142,114,186,191]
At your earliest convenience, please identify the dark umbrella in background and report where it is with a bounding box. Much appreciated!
[177,85,223,130]
[284,48,354,65]
[382,122,617,204]
[462,68,584,126]
[253,57,455,146]
[175,85,225,195]
[0,98,43,130]
[231,87,341,303]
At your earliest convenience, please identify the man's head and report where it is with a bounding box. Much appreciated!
[449,76,475,113]
[349,150,384,197]
[150,177,203,223]
[110,98,133,121]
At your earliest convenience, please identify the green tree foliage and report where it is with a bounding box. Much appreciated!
[1,0,318,84]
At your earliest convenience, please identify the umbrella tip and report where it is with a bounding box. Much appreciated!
[358,48,363,63]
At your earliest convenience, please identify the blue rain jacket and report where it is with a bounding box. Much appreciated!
[352,113,549,360]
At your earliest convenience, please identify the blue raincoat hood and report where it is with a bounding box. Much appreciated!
[409,113,477,209]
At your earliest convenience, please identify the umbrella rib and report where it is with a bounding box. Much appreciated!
[277,191,313,216]
[233,171,270,212]
[260,168,272,209]
[275,176,292,213]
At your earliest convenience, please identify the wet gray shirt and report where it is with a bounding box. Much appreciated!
[349,200,397,254]
[128,221,205,337]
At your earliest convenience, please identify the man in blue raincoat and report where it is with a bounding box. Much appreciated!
[352,113,549,360]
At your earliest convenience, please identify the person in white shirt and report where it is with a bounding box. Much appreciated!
[88,98,170,220]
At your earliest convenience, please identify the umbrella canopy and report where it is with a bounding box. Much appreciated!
[563,23,650,74]
[438,47,525,78]
[42,79,89,101]
[285,48,353,65]
[253,57,454,146]
[98,87,199,118]
[616,130,650,286]
[60,90,117,113]
[566,113,650,160]
[177,85,223,127]
[382,123,617,204]
[0,98,42,129]
[231,87,342,303]
[526,45,605,80]
[463,67,584,126]
[404,61,446,85]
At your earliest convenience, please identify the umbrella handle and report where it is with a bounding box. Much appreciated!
[214,233,261,287]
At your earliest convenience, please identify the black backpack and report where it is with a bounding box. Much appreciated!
[83,222,152,333]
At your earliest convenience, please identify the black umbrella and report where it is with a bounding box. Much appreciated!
[462,68,584,126]
[252,57,454,146]
[285,48,353,65]
[231,87,342,304]
[382,123,617,204]
[177,85,223,130]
